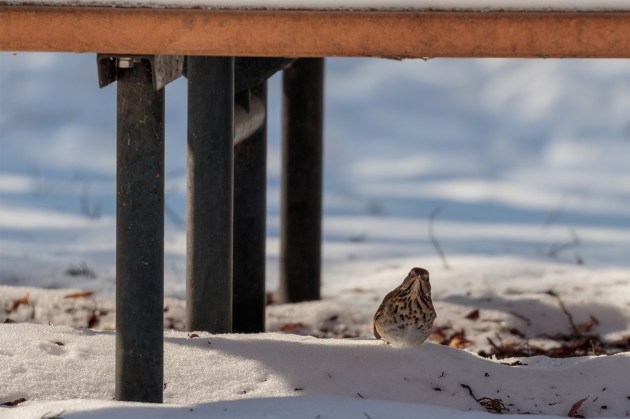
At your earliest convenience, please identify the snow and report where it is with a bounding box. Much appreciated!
[1,323,630,418]
[2,255,630,417]
[3,0,630,11]
[1,397,604,419]
[2,54,630,417]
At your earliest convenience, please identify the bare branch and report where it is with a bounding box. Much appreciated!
[428,207,451,270]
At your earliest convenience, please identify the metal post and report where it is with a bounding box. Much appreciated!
[115,58,164,403]
[186,56,234,333]
[279,58,324,303]
[233,83,267,333]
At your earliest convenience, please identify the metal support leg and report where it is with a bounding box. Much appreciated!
[279,58,324,303]
[186,56,234,333]
[115,59,164,403]
[233,83,267,333]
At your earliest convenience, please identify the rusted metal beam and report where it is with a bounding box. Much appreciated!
[2,7,630,58]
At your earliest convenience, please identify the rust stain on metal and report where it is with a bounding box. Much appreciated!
[1,6,630,57]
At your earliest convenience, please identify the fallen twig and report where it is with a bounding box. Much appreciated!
[428,208,451,270]
[542,196,568,230]
[460,384,509,414]
[80,182,102,221]
[41,410,66,419]
[546,290,579,336]
[63,291,93,299]
[546,229,580,259]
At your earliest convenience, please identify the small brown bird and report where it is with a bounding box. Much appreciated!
[372,267,437,347]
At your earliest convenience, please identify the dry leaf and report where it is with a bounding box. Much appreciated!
[576,315,599,334]
[9,295,30,312]
[465,309,480,320]
[448,331,473,349]
[568,396,589,418]
[87,309,104,329]
[63,291,94,299]
[429,329,448,344]
[1,397,27,407]
[279,323,305,333]
[188,333,199,339]
[266,292,277,306]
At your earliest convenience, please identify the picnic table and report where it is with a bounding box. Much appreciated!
[1,0,629,404]
[3,1,630,57]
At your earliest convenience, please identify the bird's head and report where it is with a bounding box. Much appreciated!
[405,267,431,297]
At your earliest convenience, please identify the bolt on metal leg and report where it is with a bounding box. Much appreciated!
[115,58,165,403]
[279,58,324,303]
[186,56,235,333]
[117,57,134,69]
[233,82,268,333]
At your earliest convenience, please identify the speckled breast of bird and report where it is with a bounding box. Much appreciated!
[372,267,437,347]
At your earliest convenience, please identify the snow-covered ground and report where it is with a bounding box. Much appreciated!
[2,322,630,419]
[1,54,630,417]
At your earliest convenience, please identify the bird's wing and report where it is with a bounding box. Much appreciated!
[372,284,401,340]
[372,315,381,339]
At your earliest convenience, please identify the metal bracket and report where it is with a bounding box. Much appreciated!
[235,57,294,94]
[234,92,266,146]
[97,54,184,90]
[182,57,293,93]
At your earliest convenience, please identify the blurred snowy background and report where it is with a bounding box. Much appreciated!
[3,53,630,419]
[1,54,629,297]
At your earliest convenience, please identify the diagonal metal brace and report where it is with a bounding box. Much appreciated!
[97,54,184,90]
